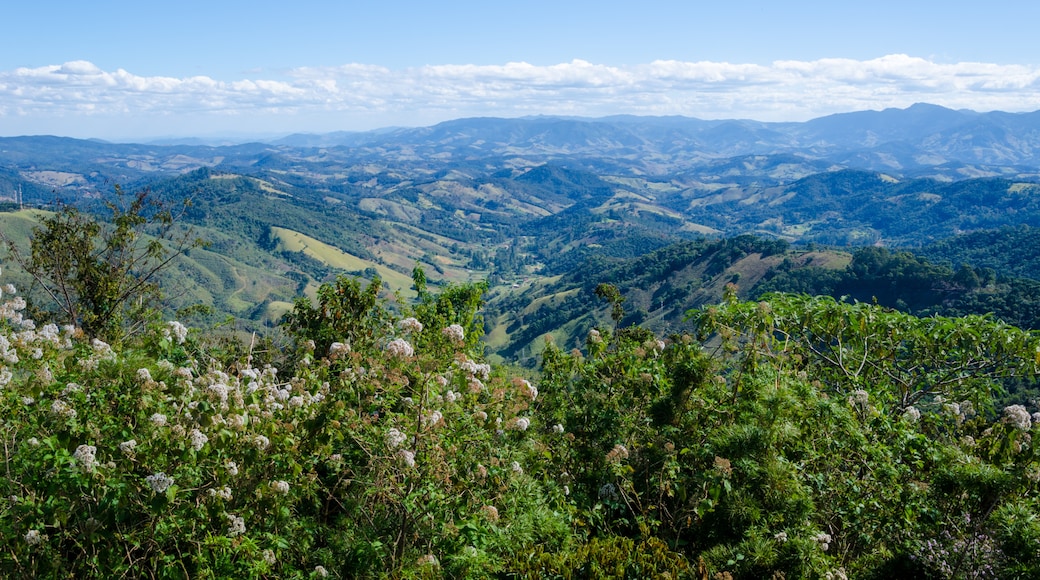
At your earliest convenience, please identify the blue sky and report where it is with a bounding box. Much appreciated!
[3,1,1040,140]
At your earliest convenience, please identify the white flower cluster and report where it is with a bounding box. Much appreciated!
[481,505,499,522]
[145,472,175,493]
[269,480,290,495]
[252,435,271,451]
[119,439,138,456]
[848,390,869,409]
[24,529,47,546]
[398,449,416,468]
[385,427,407,448]
[507,417,530,432]
[73,444,98,472]
[397,317,423,334]
[1003,404,1032,431]
[0,292,29,329]
[226,513,246,537]
[328,341,351,359]
[519,379,538,400]
[207,486,233,500]
[457,358,491,380]
[50,399,77,420]
[188,428,208,451]
[166,321,189,344]
[442,324,465,345]
[423,410,443,428]
[814,531,833,551]
[385,338,414,359]
[903,406,921,422]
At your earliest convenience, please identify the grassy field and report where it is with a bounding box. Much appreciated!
[271,226,417,292]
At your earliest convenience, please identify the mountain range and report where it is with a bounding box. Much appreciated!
[3,103,1040,362]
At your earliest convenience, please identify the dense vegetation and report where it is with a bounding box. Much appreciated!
[6,110,1040,577]
[3,245,1040,577]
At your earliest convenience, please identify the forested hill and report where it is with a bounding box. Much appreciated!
[5,105,1040,364]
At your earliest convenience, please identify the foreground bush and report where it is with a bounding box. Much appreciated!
[1,274,1039,578]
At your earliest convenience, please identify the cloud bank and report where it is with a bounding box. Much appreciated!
[3,55,1040,138]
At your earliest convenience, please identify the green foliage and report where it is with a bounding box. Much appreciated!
[281,273,388,359]
[3,264,1040,578]
[2,187,203,343]
[691,292,1040,411]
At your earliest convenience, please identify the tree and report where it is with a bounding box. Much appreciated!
[690,292,1040,411]
[2,186,203,342]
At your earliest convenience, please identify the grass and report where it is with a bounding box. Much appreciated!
[271,226,417,293]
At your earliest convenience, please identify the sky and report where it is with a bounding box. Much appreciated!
[3,0,1040,141]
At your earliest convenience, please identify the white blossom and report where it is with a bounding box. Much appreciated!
[481,505,499,521]
[553,423,565,434]
[188,428,208,451]
[902,406,921,422]
[328,341,351,358]
[442,324,465,345]
[226,513,246,537]
[208,486,233,500]
[458,359,491,379]
[511,461,523,475]
[397,317,423,334]
[145,472,175,493]
[149,413,168,427]
[73,444,98,472]
[167,321,189,344]
[119,440,138,456]
[519,379,538,400]
[385,338,414,358]
[385,428,407,448]
[423,410,443,428]
[91,338,114,358]
[50,399,77,420]
[269,480,290,494]
[508,417,530,432]
[1003,404,1032,431]
[24,529,47,546]
[398,449,416,468]
[252,435,270,451]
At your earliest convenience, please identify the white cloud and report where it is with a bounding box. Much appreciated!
[4,55,1040,138]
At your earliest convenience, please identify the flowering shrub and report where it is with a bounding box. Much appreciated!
[1,269,1040,578]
